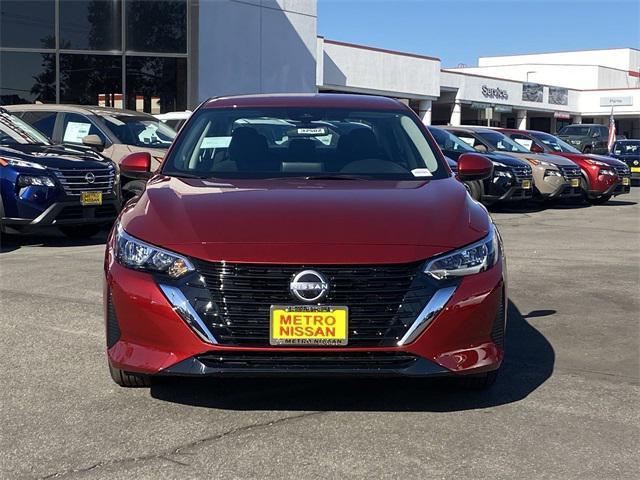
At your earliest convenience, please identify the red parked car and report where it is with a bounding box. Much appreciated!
[498,128,631,204]
[105,94,506,389]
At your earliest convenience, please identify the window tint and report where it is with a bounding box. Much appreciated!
[61,113,106,144]
[20,111,57,138]
[0,0,55,48]
[100,115,175,148]
[0,51,56,105]
[560,125,591,136]
[428,127,474,153]
[126,0,186,53]
[59,0,122,50]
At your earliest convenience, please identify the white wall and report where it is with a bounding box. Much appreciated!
[479,48,638,72]
[578,89,640,117]
[319,40,440,99]
[197,0,317,101]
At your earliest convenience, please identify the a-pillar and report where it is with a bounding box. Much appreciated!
[450,101,462,126]
[516,110,528,130]
[418,100,432,125]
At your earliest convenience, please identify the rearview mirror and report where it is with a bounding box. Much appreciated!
[82,134,105,152]
[120,152,151,174]
[457,153,494,181]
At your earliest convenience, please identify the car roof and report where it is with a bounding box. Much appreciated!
[202,93,406,111]
[561,123,603,127]
[4,104,155,118]
[439,125,495,134]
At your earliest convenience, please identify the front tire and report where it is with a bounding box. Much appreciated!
[109,363,152,388]
[59,225,101,239]
[583,146,592,154]
[122,179,146,201]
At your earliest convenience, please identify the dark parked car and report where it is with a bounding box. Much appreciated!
[557,124,609,154]
[105,94,506,390]
[0,109,120,237]
[610,140,640,181]
[429,126,532,205]
[5,104,176,199]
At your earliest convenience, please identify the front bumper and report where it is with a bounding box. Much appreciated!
[482,179,533,204]
[105,253,506,379]
[1,197,120,228]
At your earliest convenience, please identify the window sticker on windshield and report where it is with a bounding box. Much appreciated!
[458,136,475,146]
[411,168,433,177]
[297,127,327,135]
[63,122,91,143]
[514,138,533,150]
[200,136,232,149]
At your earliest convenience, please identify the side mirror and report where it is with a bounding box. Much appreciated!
[474,144,488,153]
[82,134,105,152]
[592,132,599,138]
[531,143,544,153]
[457,153,494,181]
[120,151,151,175]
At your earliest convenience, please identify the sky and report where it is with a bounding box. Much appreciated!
[317,0,640,67]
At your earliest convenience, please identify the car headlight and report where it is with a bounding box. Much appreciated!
[492,162,508,168]
[544,169,562,177]
[424,224,500,280]
[585,159,608,167]
[0,157,46,170]
[493,170,512,177]
[114,224,194,278]
[598,168,616,176]
[17,175,55,187]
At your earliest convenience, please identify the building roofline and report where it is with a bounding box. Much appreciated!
[323,38,440,62]
[454,62,639,76]
[441,68,581,91]
[478,46,639,59]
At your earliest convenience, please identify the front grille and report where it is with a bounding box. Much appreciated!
[56,204,118,221]
[613,165,630,177]
[559,165,581,180]
[511,164,533,182]
[192,260,445,347]
[50,167,115,196]
[197,352,418,370]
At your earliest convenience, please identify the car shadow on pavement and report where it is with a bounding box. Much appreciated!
[0,230,107,253]
[150,301,555,412]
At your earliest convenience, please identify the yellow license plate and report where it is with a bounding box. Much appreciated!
[622,177,630,186]
[631,167,640,173]
[522,179,531,189]
[570,178,580,188]
[270,306,348,346]
[80,191,102,206]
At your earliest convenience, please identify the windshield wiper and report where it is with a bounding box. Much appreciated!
[303,174,372,180]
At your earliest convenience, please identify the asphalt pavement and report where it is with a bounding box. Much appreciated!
[1,191,638,480]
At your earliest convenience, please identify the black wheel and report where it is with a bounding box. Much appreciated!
[122,179,146,201]
[587,194,612,205]
[59,225,101,239]
[583,146,592,154]
[454,369,499,390]
[109,363,152,388]
[466,180,483,201]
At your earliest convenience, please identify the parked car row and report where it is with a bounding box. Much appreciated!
[429,125,632,207]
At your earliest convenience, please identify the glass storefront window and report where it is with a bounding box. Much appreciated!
[0,51,56,104]
[125,0,187,53]
[0,1,55,48]
[59,0,122,51]
[59,54,123,105]
[125,56,186,113]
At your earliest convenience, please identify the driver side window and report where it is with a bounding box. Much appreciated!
[61,113,107,145]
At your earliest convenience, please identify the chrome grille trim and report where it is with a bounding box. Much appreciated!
[49,167,115,196]
[558,165,581,180]
[511,165,533,182]
[613,165,630,177]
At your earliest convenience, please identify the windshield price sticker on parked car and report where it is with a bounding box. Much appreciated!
[270,306,348,346]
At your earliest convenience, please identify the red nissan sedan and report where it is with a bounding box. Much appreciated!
[104,94,506,389]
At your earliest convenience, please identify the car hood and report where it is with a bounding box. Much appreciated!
[482,151,529,167]
[549,152,625,167]
[498,151,577,167]
[0,144,113,170]
[121,176,491,264]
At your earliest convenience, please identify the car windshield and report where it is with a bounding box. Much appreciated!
[100,114,176,148]
[428,127,474,153]
[162,108,445,180]
[531,132,581,153]
[0,112,51,145]
[476,131,530,153]
[613,141,640,155]
[559,125,591,136]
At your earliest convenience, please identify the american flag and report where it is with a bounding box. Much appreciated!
[607,107,616,153]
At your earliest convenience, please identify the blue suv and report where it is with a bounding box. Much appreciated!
[0,109,121,238]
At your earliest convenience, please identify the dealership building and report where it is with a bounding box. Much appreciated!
[1,0,638,137]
